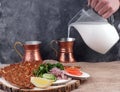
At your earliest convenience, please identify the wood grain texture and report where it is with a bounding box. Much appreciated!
[0,80,80,92]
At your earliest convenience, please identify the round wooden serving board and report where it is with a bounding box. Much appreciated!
[0,78,80,92]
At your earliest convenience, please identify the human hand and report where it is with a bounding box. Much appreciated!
[88,0,120,18]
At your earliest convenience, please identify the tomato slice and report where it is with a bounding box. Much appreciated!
[65,67,82,76]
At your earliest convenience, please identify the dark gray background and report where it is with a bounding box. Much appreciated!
[0,0,120,64]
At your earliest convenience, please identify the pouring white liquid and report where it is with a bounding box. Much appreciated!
[68,22,119,54]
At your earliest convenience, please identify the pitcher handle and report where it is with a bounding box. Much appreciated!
[50,40,58,57]
[14,41,23,59]
[108,15,114,25]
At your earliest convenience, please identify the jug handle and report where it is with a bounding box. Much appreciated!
[108,15,114,25]
[50,40,58,57]
[14,41,23,59]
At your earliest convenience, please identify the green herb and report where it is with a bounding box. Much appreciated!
[33,63,64,77]
[55,63,64,70]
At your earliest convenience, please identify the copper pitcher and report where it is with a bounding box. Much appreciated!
[51,38,76,63]
[14,41,42,63]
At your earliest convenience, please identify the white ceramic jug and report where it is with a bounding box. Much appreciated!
[69,22,119,54]
[68,7,119,54]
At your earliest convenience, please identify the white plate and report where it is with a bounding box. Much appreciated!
[65,71,90,79]
[53,78,71,85]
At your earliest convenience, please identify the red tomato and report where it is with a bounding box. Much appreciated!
[65,67,82,76]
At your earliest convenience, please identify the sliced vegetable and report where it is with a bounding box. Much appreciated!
[42,73,57,81]
[65,67,82,76]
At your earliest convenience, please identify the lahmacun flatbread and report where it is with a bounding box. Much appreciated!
[0,61,41,89]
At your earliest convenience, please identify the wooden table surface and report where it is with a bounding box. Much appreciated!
[71,61,120,92]
[0,61,120,92]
